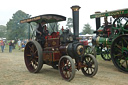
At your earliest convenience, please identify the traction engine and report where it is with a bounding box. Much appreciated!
[90,8,128,73]
[20,5,98,81]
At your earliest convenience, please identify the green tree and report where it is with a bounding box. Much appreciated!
[0,25,7,38]
[82,23,94,34]
[6,10,31,40]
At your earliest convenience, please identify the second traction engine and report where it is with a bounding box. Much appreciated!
[92,22,112,46]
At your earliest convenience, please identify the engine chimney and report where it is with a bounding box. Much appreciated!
[71,5,81,41]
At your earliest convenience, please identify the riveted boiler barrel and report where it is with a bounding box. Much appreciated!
[67,43,85,58]
[92,36,112,46]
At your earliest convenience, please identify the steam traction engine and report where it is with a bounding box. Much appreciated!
[90,8,128,73]
[20,6,98,81]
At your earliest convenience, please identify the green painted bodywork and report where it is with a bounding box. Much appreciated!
[90,8,128,19]
[97,37,112,46]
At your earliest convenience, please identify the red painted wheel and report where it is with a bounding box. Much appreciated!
[24,41,43,73]
[58,55,75,81]
[81,54,98,77]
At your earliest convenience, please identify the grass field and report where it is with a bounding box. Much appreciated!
[0,44,128,85]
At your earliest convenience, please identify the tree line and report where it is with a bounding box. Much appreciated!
[0,10,94,40]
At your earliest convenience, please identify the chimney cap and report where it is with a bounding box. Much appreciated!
[71,5,81,11]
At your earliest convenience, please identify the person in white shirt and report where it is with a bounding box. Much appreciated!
[17,39,21,50]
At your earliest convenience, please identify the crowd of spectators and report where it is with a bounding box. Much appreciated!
[0,39,29,53]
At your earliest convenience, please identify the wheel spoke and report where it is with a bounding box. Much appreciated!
[86,57,90,62]
[34,50,38,54]
[66,60,70,65]
[114,53,122,57]
[121,60,126,65]
[122,37,128,45]
[87,68,89,74]
[26,54,31,56]
[34,59,38,66]
[64,71,68,78]
[90,68,93,73]
[68,66,72,72]
[29,46,34,53]
[28,61,33,66]
[61,61,65,67]
[35,56,38,58]
[85,68,88,72]
[115,44,122,50]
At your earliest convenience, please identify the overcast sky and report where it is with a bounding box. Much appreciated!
[0,0,128,32]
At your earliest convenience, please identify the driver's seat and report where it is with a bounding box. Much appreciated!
[51,32,59,38]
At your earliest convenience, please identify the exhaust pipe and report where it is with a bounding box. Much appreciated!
[71,5,81,41]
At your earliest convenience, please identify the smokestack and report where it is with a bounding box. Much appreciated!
[71,5,81,41]
[95,11,101,31]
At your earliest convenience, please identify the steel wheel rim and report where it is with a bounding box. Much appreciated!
[111,35,128,72]
[24,41,43,73]
[59,56,75,81]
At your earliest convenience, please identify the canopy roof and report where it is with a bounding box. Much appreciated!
[90,8,128,19]
[20,14,66,23]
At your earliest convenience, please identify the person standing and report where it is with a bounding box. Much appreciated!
[9,40,13,53]
[88,37,92,46]
[17,39,21,50]
[0,40,5,52]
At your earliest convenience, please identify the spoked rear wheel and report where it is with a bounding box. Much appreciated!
[24,41,43,73]
[81,54,98,77]
[58,55,75,81]
[111,35,128,73]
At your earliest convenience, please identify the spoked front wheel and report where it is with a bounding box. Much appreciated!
[101,47,111,61]
[24,41,43,73]
[58,55,75,81]
[81,54,98,77]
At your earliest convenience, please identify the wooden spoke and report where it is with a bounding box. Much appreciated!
[115,44,122,50]
[29,46,34,53]
[114,53,122,57]
[26,54,31,57]
[28,61,33,66]
[34,50,38,54]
